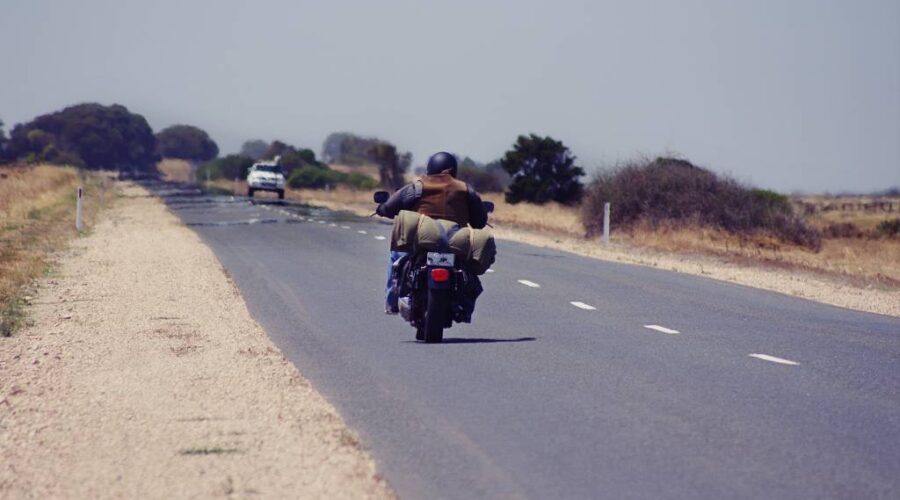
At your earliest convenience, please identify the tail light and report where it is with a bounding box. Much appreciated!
[430,268,450,283]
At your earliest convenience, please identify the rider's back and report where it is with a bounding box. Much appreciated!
[414,172,471,226]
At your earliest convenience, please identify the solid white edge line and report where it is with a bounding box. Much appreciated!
[644,324,680,335]
[517,279,540,288]
[570,301,596,310]
[749,353,799,366]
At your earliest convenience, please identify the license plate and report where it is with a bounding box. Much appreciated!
[426,252,455,267]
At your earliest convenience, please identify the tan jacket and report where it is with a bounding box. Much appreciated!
[413,173,471,226]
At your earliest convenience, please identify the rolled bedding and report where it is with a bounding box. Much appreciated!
[390,210,496,275]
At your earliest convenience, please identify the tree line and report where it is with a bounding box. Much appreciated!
[0,103,220,172]
[0,103,589,206]
[1,104,822,247]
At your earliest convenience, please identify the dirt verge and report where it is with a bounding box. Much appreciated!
[0,182,394,499]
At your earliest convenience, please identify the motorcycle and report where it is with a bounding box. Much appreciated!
[374,191,494,343]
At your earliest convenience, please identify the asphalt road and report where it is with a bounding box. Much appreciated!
[153,183,900,499]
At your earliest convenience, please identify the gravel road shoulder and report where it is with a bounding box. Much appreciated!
[0,183,395,499]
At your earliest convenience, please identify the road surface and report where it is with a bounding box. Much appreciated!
[153,182,900,499]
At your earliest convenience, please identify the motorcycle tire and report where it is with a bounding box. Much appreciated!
[422,288,449,343]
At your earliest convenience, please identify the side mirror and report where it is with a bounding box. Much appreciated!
[483,201,495,213]
[373,191,390,204]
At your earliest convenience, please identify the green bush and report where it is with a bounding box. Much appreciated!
[581,157,822,250]
[287,165,379,190]
[287,165,342,189]
[876,218,900,238]
[345,171,379,190]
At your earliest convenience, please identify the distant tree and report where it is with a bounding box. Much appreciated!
[262,140,292,160]
[455,156,507,193]
[321,131,411,171]
[321,132,344,163]
[459,167,504,193]
[240,139,269,160]
[0,118,7,161]
[251,140,325,176]
[501,134,584,205]
[155,125,219,162]
[280,148,320,172]
[369,142,410,190]
[7,103,157,170]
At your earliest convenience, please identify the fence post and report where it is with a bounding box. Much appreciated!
[602,202,610,245]
[75,186,83,231]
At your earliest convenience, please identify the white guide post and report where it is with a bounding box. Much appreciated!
[602,202,610,245]
[76,186,83,231]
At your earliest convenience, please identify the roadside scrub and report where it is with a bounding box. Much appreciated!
[0,164,111,336]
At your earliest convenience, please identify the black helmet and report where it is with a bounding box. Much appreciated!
[426,151,458,177]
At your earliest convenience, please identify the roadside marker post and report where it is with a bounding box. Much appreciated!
[76,186,83,231]
[602,202,610,245]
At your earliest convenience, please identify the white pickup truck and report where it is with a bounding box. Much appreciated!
[246,161,286,199]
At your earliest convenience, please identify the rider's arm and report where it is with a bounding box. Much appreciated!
[466,186,488,229]
[376,183,418,219]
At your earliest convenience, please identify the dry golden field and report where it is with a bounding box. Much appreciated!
[157,159,195,183]
[0,164,111,335]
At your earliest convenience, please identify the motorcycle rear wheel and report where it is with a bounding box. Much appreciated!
[422,288,449,343]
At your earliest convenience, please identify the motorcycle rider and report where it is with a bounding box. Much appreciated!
[376,151,489,313]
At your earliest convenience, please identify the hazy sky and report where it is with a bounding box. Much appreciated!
[1,0,898,192]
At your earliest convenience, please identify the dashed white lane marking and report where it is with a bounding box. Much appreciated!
[330,223,337,227]
[749,353,799,366]
[318,220,326,224]
[486,269,495,273]
[644,324,680,335]
[570,301,596,310]
[341,225,351,229]
[374,235,386,240]
[358,230,368,234]
[517,280,541,288]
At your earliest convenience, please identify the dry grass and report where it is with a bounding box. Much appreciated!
[158,159,194,183]
[623,221,900,286]
[813,210,898,232]
[480,195,583,236]
[329,163,380,180]
[0,164,111,335]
